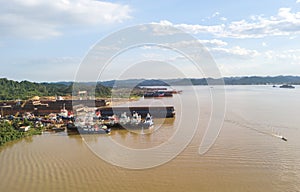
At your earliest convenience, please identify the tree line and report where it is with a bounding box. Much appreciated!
[0,78,112,100]
[0,119,42,146]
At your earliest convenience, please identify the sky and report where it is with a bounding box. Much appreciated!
[1,0,300,82]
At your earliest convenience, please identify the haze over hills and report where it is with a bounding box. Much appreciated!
[55,75,300,87]
[0,76,299,100]
[98,76,300,87]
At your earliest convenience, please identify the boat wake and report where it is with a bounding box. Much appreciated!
[271,133,287,142]
[225,112,288,142]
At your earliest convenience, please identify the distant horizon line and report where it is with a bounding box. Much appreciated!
[1,75,300,83]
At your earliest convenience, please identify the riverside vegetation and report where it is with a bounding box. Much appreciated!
[0,78,112,100]
[0,78,145,146]
[0,119,43,146]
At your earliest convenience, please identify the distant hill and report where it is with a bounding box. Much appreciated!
[0,78,50,100]
[98,76,300,87]
[1,76,299,100]
[0,78,111,100]
[223,76,300,85]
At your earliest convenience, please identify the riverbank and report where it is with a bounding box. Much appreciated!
[0,119,43,146]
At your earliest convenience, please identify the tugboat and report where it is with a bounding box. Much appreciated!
[117,112,154,129]
[130,111,142,125]
[58,104,74,119]
[77,124,111,134]
[143,113,154,128]
[279,84,295,89]
[66,121,77,130]
[66,120,111,134]
[119,112,131,125]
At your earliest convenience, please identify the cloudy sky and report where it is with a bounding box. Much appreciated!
[1,0,300,82]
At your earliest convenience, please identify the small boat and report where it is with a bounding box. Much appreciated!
[143,113,154,128]
[116,112,154,129]
[272,132,288,142]
[144,92,155,97]
[52,126,65,132]
[66,118,110,134]
[281,137,287,142]
[153,91,165,97]
[162,91,173,97]
[130,111,142,125]
[119,112,131,125]
[58,104,74,119]
[102,114,119,127]
[67,121,77,130]
[77,125,111,134]
[68,121,110,134]
[144,91,171,97]
[279,84,295,89]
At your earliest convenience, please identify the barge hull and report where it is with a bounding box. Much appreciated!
[98,106,175,118]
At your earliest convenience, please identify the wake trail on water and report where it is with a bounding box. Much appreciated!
[224,112,288,142]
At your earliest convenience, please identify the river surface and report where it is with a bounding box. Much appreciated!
[1,85,300,192]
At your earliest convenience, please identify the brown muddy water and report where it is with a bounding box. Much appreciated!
[0,85,300,192]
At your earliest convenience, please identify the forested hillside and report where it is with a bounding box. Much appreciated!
[0,78,111,100]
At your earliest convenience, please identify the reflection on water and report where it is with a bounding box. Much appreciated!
[0,85,300,192]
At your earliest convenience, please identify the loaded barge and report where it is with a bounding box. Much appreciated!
[97,106,175,118]
[0,99,108,116]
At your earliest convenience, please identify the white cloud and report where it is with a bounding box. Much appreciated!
[165,39,227,48]
[211,46,260,58]
[176,23,226,34]
[0,0,131,39]
[212,12,220,18]
[198,39,228,47]
[262,42,267,47]
[140,37,258,60]
[215,48,300,76]
[263,49,300,62]
[297,0,300,3]
[158,7,300,39]
[220,17,227,21]
[153,20,225,35]
[150,20,186,36]
[227,8,300,38]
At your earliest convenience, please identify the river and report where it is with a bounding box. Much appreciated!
[0,85,299,192]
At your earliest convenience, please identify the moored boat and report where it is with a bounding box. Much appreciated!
[67,121,77,130]
[279,84,295,89]
[142,113,154,128]
[143,91,172,98]
[119,112,154,129]
[77,125,111,134]
[66,121,110,134]
[52,126,66,132]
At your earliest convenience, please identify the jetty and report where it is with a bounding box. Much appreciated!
[0,99,108,116]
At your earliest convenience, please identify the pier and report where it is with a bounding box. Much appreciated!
[1,100,175,119]
[0,99,108,116]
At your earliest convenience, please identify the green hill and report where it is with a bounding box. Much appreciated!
[0,78,111,100]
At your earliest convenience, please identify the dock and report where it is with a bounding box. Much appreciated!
[0,99,108,116]
[1,100,176,119]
